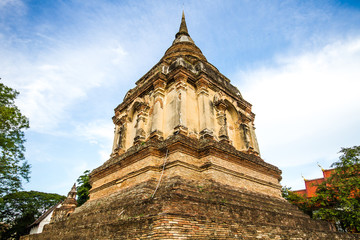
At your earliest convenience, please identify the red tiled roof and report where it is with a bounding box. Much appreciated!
[293,168,335,198]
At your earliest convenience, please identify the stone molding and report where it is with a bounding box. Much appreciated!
[93,134,281,180]
[91,134,282,200]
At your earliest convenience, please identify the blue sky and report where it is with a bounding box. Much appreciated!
[1,0,360,195]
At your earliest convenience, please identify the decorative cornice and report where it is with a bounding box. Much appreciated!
[90,134,281,184]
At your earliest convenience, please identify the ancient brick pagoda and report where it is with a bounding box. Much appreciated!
[91,12,278,201]
[23,12,358,239]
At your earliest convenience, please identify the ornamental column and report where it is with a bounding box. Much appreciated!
[173,71,188,135]
[133,104,149,144]
[196,75,213,139]
[249,121,260,156]
[239,115,259,156]
[111,115,127,156]
[215,100,229,143]
[239,122,251,149]
[150,76,166,140]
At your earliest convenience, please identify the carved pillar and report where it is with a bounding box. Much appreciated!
[239,115,260,156]
[134,104,149,144]
[215,100,229,143]
[112,125,118,153]
[249,122,260,156]
[196,76,213,139]
[150,77,166,139]
[112,115,127,156]
[173,72,188,135]
[240,122,251,149]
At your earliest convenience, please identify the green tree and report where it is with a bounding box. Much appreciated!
[283,146,360,232]
[0,82,30,197]
[312,146,360,232]
[76,170,91,206]
[0,191,65,239]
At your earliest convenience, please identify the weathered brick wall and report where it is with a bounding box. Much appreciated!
[90,134,282,200]
[22,177,359,240]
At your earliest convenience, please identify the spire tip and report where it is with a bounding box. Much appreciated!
[176,10,189,38]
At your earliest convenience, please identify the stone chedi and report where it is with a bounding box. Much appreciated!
[50,184,77,223]
[90,12,278,202]
[22,13,358,239]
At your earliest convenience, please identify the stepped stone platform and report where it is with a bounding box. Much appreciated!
[22,177,358,239]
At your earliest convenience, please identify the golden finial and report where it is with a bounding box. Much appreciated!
[301,174,307,181]
[317,162,325,171]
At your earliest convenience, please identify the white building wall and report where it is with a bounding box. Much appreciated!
[29,210,53,234]
[29,203,62,234]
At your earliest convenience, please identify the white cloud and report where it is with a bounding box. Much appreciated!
[75,120,113,144]
[239,36,360,169]
[74,119,114,161]
[0,39,130,133]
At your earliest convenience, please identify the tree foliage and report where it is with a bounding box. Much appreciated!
[0,191,65,239]
[284,146,360,233]
[0,83,30,197]
[312,146,360,232]
[76,170,91,206]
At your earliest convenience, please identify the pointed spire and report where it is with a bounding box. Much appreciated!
[70,183,76,192]
[162,10,206,62]
[175,11,190,38]
[67,183,77,199]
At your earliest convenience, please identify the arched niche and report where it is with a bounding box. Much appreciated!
[127,97,146,122]
[125,96,149,148]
